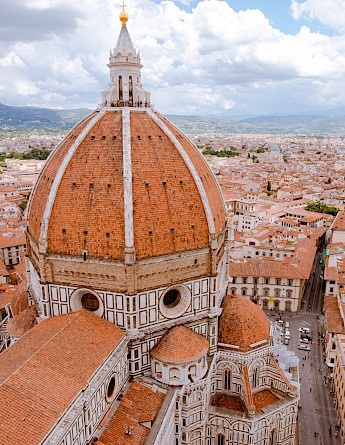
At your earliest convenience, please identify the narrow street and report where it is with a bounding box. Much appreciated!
[273,249,341,444]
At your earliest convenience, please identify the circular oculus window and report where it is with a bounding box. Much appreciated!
[106,375,116,402]
[70,288,104,317]
[160,285,191,319]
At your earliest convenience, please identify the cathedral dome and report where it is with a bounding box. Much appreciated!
[27,109,225,262]
[150,325,209,365]
[150,325,209,385]
[25,8,227,307]
[218,294,270,352]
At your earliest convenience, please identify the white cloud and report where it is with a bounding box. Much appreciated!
[1,0,345,114]
[291,0,345,32]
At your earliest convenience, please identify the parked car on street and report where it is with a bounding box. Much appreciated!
[300,334,312,342]
[298,344,311,351]
[299,327,311,334]
[285,330,291,340]
[300,337,310,344]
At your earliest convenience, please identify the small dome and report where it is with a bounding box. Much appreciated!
[218,294,270,352]
[150,325,209,365]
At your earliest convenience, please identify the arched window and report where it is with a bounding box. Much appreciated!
[285,300,292,312]
[252,367,260,389]
[217,434,225,445]
[118,76,123,100]
[274,288,280,298]
[129,76,133,104]
[189,364,197,377]
[269,429,277,445]
[169,368,180,380]
[224,369,232,390]
[286,289,292,299]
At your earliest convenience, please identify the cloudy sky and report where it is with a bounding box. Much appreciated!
[1,0,345,116]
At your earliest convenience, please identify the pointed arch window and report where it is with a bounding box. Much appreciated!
[269,429,277,445]
[118,76,123,101]
[224,369,232,390]
[252,366,260,389]
[217,434,225,445]
[129,75,133,104]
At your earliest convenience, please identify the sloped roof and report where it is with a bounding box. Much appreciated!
[99,382,165,445]
[0,310,124,444]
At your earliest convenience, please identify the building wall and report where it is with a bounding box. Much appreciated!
[333,334,345,442]
[229,276,302,313]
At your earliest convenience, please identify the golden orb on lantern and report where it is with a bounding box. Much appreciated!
[119,2,129,25]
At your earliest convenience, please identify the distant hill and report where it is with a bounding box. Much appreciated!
[2,102,345,134]
[0,103,92,129]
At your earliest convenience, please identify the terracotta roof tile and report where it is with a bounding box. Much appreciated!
[150,325,209,365]
[6,306,37,338]
[99,382,165,445]
[253,389,279,410]
[0,311,124,444]
[28,110,225,261]
[218,294,270,352]
[324,295,345,334]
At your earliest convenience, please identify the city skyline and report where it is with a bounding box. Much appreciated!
[0,0,344,116]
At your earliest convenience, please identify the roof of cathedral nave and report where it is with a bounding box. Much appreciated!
[0,310,124,444]
[150,325,209,365]
[218,294,270,352]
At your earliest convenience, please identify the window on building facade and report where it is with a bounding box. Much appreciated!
[241,288,247,296]
[274,300,280,309]
[252,367,260,388]
[262,299,268,308]
[269,429,277,445]
[81,293,100,312]
[265,278,269,284]
[243,277,247,284]
[263,288,269,297]
[288,279,293,286]
[285,300,292,311]
[224,369,232,390]
[276,279,281,285]
[217,434,225,445]
[274,289,280,298]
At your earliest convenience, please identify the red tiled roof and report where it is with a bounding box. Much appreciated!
[28,110,226,261]
[99,382,165,445]
[324,295,345,334]
[218,294,270,352]
[253,389,279,410]
[6,306,38,338]
[150,325,209,365]
[0,310,124,444]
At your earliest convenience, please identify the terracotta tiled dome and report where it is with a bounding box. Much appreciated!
[27,109,226,262]
[150,325,209,365]
[218,294,270,352]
